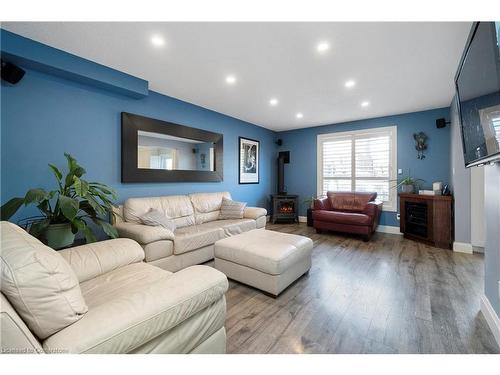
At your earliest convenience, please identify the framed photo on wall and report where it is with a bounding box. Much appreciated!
[239,137,260,184]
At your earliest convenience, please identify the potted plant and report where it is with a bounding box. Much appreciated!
[391,175,425,194]
[1,153,118,249]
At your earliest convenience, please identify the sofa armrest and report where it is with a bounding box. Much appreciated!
[42,265,229,354]
[59,239,144,283]
[313,198,331,211]
[243,207,267,220]
[363,201,383,218]
[114,221,175,244]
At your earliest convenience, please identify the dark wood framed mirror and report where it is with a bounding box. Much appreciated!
[121,112,223,182]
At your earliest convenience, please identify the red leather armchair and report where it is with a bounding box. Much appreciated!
[312,192,383,240]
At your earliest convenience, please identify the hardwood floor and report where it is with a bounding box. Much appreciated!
[222,223,500,354]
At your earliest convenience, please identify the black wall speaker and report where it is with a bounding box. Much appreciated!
[436,118,450,129]
[275,139,283,146]
[1,60,26,84]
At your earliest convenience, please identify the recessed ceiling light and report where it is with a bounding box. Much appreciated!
[316,42,330,53]
[345,80,356,88]
[225,75,237,85]
[296,112,304,119]
[151,35,165,47]
[361,101,370,108]
[269,98,279,106]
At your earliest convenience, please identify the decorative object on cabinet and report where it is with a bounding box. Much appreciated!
[391,172,425,194]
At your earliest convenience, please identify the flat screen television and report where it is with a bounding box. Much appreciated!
[455,22,500,167]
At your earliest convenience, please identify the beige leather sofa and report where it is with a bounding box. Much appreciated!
[0,221,228,354]
[113,192,268,272]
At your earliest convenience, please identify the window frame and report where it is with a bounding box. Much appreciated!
[317,125,398,212]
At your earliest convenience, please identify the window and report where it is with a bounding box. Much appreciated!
[317,126,397,211]
[493,116,500,143]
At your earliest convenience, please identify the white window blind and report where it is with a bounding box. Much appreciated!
[493,117,500,143]
[317,126,397,211]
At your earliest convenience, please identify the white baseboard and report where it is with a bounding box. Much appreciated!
[480,294,500,347]
[376,225,402,235]
[298,216,307,223]
[453,241,473,254]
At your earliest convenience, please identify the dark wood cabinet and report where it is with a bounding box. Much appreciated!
[399,193,453,249]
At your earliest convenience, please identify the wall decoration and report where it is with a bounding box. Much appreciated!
[239,137,260,184]
[413,132,428,159]
[122,112,223,183]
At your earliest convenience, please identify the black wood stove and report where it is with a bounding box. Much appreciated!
[271,194,299,223]
[271,150,298,223]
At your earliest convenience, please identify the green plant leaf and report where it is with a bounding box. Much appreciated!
[58,195,79,220]
[73,176,89,197]
[85,194,105,216]
[83,226,97,243]
[0,197,25,220]
[70,217,86,234]
[64,153,86,188]
[89,182,117,198]
[48,163,62,181]
[24,188,48,205]
[64,153,77,171]
[97,218,118,238]
[79,200,98,217]
[73,166,86,178]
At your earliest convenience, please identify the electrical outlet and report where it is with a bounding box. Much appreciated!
[396,213,400,221]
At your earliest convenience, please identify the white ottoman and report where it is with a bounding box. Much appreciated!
[214,229,313,297]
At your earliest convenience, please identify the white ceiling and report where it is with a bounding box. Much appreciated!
[2,22,472,131]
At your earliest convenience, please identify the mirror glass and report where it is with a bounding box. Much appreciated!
[137,130,215,171]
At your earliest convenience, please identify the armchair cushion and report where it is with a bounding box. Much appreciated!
[243,207,267,220]
[43,265,228,354]
[114,221,175,244]
[0,222,88,340]
[59,238,145,283]
[313,210,371,226]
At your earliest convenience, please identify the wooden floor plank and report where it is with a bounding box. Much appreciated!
[222,223,499,354]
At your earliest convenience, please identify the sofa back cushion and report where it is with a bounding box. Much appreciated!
[124,195,195,228]
[189,192,231,224]
[0,222,88,340]
[326,192,377,212]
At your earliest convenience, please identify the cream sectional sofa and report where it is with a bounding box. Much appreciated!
[113,192,267,272]
[0,221,228,354]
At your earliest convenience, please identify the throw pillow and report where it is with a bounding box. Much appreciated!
[219,197,247,220]
[140,209,176,232]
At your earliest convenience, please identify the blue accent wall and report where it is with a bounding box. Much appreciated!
[1,29,453,232]
[276,108,451,226]
[1,29,148,98]
[1,67,276,224]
